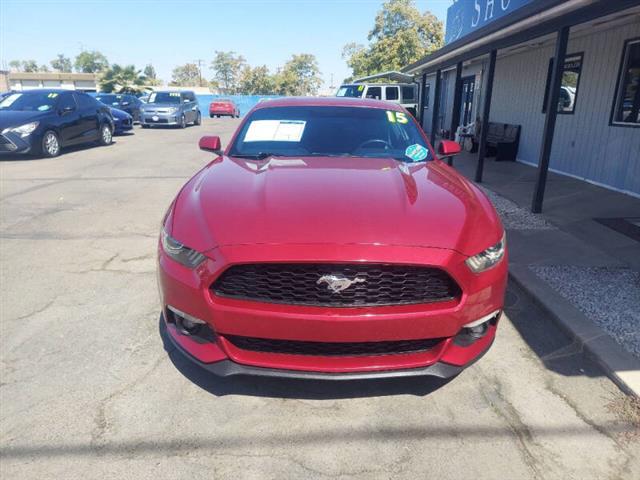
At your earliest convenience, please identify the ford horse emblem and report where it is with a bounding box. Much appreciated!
[316,274,365,293]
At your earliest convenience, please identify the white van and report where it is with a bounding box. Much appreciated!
[336,83,418,116]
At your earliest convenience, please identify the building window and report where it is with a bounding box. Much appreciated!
[424,84,431,110]
[542,53,583,114]
[611,38,640,126]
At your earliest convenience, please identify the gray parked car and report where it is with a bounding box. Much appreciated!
[140,91,201,128]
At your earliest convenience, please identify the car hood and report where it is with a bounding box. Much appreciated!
[143,103,180,109]
[0,110,48,131]
[170,156,503,256]
[110,107,131,120]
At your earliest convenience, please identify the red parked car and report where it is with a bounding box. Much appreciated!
[209,98,240,118]
[158,97,507,381]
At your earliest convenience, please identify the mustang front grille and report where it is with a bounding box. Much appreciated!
[224,334,444,357]
[211,263,461,307]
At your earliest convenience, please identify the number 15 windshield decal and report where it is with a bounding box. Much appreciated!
[386,111,409,124]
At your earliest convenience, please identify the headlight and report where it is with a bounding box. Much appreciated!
[4,121,39,138]
[167,107,178,114]
[161,229,206,268]
[465,233,506,273]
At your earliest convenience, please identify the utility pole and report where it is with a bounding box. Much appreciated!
[194,59,203,86]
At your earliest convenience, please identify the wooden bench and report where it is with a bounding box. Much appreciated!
[486,122,521,162]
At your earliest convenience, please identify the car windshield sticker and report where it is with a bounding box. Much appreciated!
[405,144,429,162]
[244,120,306,142]
[37,105,51,111]
[47,93,58,98]
[386,111,409,124]
[0,93,21,107]
[169,92,181,97]
[358,85,364,91]
[148,93,156,103]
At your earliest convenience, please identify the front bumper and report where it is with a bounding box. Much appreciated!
[163,318,495,379]
[0,131,34,154]
[158,242,507,378]
[140,113,181,125]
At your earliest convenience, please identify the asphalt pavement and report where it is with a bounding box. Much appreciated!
[1,119,638,479]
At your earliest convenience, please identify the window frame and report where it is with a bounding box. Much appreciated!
[610,37,640,128]
[365,86,382,100]
[424,83,431,110]
[542,52,584,115]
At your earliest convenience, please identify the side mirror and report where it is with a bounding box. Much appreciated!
[60,106,75,115]
[437,140,462,158]
[199,135,223,155]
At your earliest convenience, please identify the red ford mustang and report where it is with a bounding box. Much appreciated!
[158,97,507,381]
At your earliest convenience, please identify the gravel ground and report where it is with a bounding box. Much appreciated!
[530,266,640,358]
[480,187,556,230]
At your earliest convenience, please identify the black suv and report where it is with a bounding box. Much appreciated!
[0,90,114,157]
[95,93,143,122]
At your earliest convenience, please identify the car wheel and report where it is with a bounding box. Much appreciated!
[41,131,61,158]
[209,114,214,118]
[98,123,113,146]
[142,124,150,129]
[194,112,201,126]
[179,115,187,128]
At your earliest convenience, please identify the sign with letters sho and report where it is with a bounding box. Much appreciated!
[445,0,535,45]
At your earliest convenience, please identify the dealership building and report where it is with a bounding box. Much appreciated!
[404,0,640,209]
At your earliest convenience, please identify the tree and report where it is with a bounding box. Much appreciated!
[169,63,202,86]
[210,51,246,94]
[38,64,50,72]
[99,64,147,93]
[21,60,39,73]
[51,54,72,72]
[342,0,443,79]
[238,65,275,95]
[143,64,162,86]
[9,60,22,72]
[274,54,322,96]
[74,50,109,73]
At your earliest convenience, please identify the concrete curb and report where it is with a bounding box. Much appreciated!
[508,264,640,397]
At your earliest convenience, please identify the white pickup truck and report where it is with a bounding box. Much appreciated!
[336,82,419,117]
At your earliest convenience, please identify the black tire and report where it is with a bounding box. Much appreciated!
[142,124,150,129]
[41,130,61,158]
[209,114,214,118]
[194,112,201,126]
[179,115,186,128]
[98,123,113,146]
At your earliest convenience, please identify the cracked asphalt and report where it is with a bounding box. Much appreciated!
[1,118,638,479]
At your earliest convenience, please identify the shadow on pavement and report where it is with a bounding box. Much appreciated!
[159,316,454,399]
[0,140,118,161]
[503,280,606,379]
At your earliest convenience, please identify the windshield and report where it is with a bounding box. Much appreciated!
[229,106,431,163]
[147,92,181,104]
[336,85,364,98]
[95,94,120,106]
[0,92,59,112]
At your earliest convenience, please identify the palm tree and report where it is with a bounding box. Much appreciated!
[99,64,148,93]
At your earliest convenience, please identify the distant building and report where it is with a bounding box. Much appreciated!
[2,72,98,92]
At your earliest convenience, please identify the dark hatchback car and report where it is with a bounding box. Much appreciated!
[95,93,143,122]
[0,89,114,157]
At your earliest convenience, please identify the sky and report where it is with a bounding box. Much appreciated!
[0,0,451,89]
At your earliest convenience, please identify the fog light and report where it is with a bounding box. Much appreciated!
[167,305,207,335]
[454,310,501,346]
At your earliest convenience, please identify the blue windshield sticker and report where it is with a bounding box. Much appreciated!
[405,144,428,162]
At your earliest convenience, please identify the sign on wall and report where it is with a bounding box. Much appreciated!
[445,0,535,45]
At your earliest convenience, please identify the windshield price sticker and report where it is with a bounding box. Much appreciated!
[386,111,408,124]
[244,120,306,142]
[47,93,58,98]
[405,144,428,162]
[358,85,364,91]
[169,92,181,97]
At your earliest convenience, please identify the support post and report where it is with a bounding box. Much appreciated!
[430,69,442,147]
[475,49,497,183]
[450,62,463,140]
[419,72,427,126]
[532,26,569,213]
